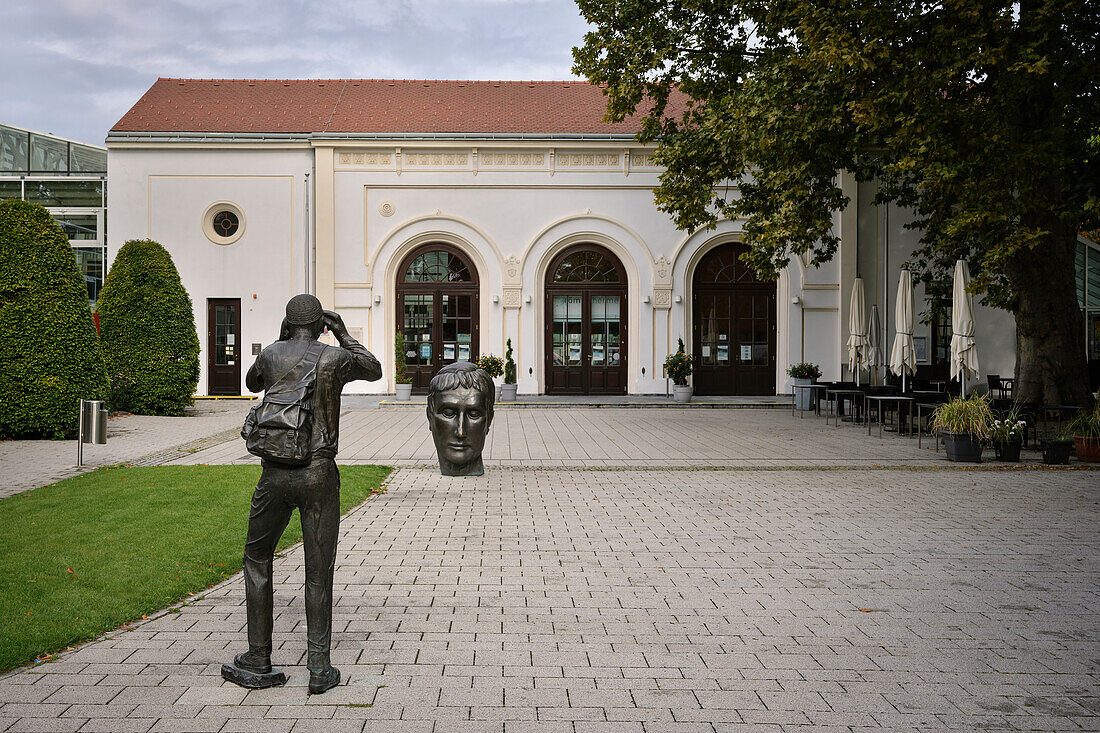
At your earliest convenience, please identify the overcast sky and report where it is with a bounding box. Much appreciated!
[1,0,592,146]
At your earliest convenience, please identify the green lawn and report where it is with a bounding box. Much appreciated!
[0,464,391,673]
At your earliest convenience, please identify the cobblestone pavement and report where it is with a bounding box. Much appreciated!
[173,407,974,469]
[0,401,252,499]
[1,466,1096,732]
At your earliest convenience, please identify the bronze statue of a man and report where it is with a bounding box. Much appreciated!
[427,361,494,476]
[223,294,381,694]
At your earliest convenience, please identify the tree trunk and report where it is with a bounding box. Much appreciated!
[1009,225,1093,408]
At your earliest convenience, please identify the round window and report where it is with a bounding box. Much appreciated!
[202,202,246,245]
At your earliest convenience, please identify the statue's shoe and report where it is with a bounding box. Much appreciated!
[308,665,341,694]
[221,651,285,689]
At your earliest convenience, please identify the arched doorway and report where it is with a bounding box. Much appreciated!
[396,243,479,393]
[545,244,627,394]
[692,243,776,395]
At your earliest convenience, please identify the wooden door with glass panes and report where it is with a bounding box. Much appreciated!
[692,244,776,395]
[545,245,627,395]
[207,298,241,395]
[395,245,479,394]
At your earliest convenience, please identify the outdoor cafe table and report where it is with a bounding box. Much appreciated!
[791,383,829,417]
[865,394,915,438]
[827,388,865,427]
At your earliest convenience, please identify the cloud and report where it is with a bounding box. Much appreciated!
[1,0,590,144]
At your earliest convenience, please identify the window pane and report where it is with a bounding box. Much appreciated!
[69,144,107,173]
[30,134,68,172]
[1,125,29,172]
[73,247,104,303]
[56,213,98,241]
[0,181,20,200]
[25,179,103,207]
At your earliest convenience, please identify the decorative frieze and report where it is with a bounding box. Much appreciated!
[481,152,546,167]
[653,288,672,309]
[404,152,468,166]
[630,152,659,167]
[339,152,392,166]
[557,152,620,168]
[502,287,522,309]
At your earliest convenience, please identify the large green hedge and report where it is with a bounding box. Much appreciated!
[97,239,199,415]
[0,200,108,439]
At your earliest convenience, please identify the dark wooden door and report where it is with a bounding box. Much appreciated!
[207,298,241,396]
[545,245,627,395]
[692,245,776,395]
[396,244,479,394]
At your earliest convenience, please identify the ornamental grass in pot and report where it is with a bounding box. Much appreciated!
[664,338,694,403]
[1067,403,1100,462]
[930,395,993,463]
[989,402,1026,462]
[787,362,822,411]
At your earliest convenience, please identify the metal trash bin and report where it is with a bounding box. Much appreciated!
[81,400,108,444]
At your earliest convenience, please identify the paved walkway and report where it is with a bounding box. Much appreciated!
[0,401,253,499]
[176,407,968,469]
[0,466,1096,732]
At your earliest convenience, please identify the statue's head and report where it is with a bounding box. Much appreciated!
[427,361,495,476]
[285,293,324,339]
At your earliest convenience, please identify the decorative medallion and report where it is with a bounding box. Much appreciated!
[378,200,395,217]
[502,287,522,309]
[504,255,521,282]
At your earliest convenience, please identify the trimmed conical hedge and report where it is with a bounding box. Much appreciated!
[0,199,108,439]
[97,239,199,415]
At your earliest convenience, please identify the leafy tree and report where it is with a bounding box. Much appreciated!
[97,239,199,415]
[574,0,1098,405]
[0,200,107,438]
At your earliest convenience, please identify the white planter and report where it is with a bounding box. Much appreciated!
[495,383,502,402]
[501,383,518,402]
[395,383,412,401]
[792,377,813,410]
[672,385,693,403]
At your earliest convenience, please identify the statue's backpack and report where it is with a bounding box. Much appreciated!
[241,342,327,466]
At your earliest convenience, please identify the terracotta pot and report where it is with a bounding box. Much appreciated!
[941,431,982,463]
[1074,435,1100,462]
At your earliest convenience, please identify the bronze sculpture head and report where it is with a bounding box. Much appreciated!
[427,361,494,476]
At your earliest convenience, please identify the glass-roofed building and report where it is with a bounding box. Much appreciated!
[1,123,107,306]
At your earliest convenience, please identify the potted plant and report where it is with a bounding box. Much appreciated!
[1067,403,1100,462]
[787,362,822,411]
[664,338,694,403]
[394,331,412,401]
[501,338,518,402]
[1041,434,1074,465]
[989,402,1026,461]
[930,394,993,463]
[477,353,504,400]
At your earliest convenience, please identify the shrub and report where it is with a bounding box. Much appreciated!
[478,354,504,379]
[664,337,693,386]
[97,239,199,415]
[787,362,822,380]
[0,200,108,438]
[1067,403,1100,439]
[394,331,410,384]
[504,339,516,385]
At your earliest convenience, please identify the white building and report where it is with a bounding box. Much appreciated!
[109,78,1089,397]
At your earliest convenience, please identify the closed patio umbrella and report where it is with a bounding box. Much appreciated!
[950,259,979,397]
[867,304,884,383]
[889,269,916,392]
[847,277,868,386]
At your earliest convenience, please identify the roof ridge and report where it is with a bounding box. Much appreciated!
[157,77,592,85]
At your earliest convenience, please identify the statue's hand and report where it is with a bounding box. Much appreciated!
[322,310,348,339]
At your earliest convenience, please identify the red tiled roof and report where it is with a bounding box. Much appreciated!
[112,78,681,135]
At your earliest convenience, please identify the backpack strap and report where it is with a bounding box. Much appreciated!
[266,341,327,394]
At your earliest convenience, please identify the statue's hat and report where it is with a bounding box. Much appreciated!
[285,294,324,325]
